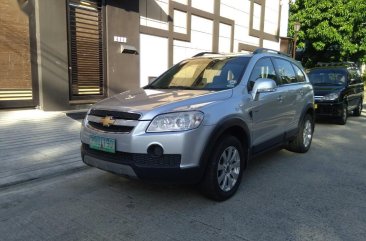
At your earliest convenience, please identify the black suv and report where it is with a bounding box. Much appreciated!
[307,62,364,124]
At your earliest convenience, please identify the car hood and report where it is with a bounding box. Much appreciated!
[312,85,345,96]
[91,88,233,120]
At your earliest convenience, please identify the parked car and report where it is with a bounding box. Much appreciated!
[80,48,315,201]
[307,62,364,124]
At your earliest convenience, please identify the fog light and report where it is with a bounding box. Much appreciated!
[147,144,164,157]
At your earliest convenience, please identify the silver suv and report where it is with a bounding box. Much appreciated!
[80,49,315,201]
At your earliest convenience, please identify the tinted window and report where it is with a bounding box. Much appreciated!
[273,58,297,85]
[308,69,348,86]
[248,58,277,91]
[349,68,362,84]
[147,57,249,90]
[292,64,306,82]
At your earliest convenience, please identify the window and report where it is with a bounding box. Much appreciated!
[148,57,249,90]
[308,69,348,86]
[349,68,362,84]
[273,58,297,85]
[248,58,277,91]
[292,64,306,82]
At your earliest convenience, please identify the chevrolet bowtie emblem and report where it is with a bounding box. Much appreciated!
[100,116,115,127]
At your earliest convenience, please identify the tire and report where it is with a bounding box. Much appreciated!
[200,136,246,201]
[353,99,363,117]
[338,103,348,125]
[287,114,314,153]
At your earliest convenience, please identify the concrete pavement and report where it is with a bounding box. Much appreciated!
[0,109,87,188]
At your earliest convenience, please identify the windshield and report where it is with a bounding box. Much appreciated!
[308,69,348,86]
[145,57,249,90]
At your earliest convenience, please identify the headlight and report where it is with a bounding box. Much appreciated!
[147,111,204,132]
[323,93,339,101]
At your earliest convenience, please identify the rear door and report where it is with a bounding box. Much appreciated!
[347,68,364,109]
[272,58,303,132]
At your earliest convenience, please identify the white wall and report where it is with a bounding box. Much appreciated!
[139,0,289,86]
[139,34,168,87]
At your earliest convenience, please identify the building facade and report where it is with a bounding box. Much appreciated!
[0,0,290,111]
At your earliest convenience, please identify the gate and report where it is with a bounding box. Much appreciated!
[67,0,105,101]
[0,0,37,109]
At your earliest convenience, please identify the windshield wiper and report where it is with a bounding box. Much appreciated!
[312,83,339,86]
[167,86,194,90]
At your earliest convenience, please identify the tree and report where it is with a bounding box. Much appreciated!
[289,0,366,67]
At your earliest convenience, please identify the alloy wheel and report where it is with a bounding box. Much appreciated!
[303,119,312,148]
[217,146,241,192]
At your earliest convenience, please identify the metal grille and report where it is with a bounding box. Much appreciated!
[82,144,182,168]
[86,109,141,133]
[89,109,141,120]
[87,121,135,133]
[67,0,105,100]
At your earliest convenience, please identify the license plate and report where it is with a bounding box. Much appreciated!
[90,135,116,153]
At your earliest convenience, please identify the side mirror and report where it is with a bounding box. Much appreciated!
[251,78,277,101]
[349,78,356,85]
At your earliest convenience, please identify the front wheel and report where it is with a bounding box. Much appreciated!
[338,103,348,125]
[287,114,314,153]
[200,136,246,201]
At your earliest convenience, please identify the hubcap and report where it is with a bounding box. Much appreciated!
[217,146,241,192]
[303,120,312,148]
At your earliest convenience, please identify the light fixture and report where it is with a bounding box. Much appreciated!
[294,22,301,32]
[292,22,301,59]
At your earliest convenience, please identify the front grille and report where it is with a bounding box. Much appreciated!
[134,154,181,168]
[82,144,181,168]
[87,121,134,133]
[87,109,141,133]
[316,104,340,115]
[90,109,141,120]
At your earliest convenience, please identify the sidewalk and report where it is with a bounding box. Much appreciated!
[0,109,87,188]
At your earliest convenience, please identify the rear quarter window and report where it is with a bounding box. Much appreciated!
[292,64,306,82]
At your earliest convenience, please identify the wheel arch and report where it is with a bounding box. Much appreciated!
[198,116,250,180]
[300,103,315,128]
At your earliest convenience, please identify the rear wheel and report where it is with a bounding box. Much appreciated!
[200,136,246,201]
[338,103,348,125]
[287,114,313,153]
[353,99,363,116]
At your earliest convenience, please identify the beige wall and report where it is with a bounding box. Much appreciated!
[0,0,31,89]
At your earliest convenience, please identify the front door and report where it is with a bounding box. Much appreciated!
[248,57,286,152]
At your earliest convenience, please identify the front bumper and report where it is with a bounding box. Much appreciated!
[314,101,343,117]
[81,144,203,183]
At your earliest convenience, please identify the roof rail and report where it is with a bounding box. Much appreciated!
[316,62,358,67]
[193,52,220,57]
[253,48,290,57]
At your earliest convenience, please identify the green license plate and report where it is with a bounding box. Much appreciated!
[89,136,116,153]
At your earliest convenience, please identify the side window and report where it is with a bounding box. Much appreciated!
[273,58,297,85]
[292,64,306,82]
[349,69,362,84]
[248,58,277,91]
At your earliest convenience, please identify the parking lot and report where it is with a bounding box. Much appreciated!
[0,109,365,241]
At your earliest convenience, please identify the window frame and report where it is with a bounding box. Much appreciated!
[247,57,278,91]
[272,57,299,86]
